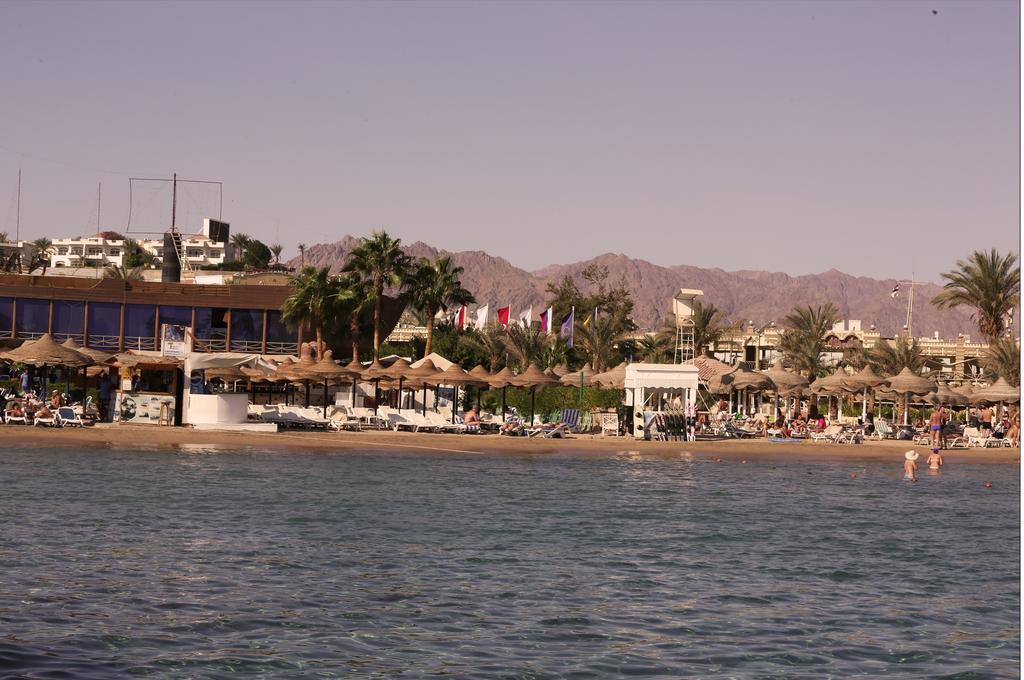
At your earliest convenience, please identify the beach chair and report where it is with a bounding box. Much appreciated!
[810,424,843,443]
[598,412,619,437]
[962,427,992,448]
[33,410,57,427]
[327,406,361,431]
[835,427,864,444]
[561,408,581,433]
[528,422,568,438]
[649,413,668,441]
[386,411,420,432]
[723,422,758,439]
[56,406,84,428]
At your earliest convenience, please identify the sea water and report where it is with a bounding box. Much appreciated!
[0,446,1018,678]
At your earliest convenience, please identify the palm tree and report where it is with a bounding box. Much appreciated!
[639,320,676,363]
[577,313,628,372]
[0,232,9,244]
[982,336,1020,387]
[933,249,1020,344]
[504,323,549,371]
[777,303,839,378]
[691,300,728,356]
[404,256,476,357]
[342,231,412,361]
[298,243,306,268]
[865,336,926,376]
[104,264,145,281]
[29,237,53,274]
[281,266,341,360]
[462,324,508,372]
[270,244,283,266]
[335,272,371,362]
[123,239,157,268]
[230,233,252,263]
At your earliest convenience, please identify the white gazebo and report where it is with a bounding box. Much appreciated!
[623,362,701,439]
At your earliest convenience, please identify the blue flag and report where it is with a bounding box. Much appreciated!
[560,308,575,348]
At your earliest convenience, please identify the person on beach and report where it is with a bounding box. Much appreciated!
[685,402,696,441]
[6,401,24,420]
[98,372,111,422]
[463,405,481,425]
[50,390,63,409]
[19,369,29,396]
[926,450,943,470]
[929,405,944,450]
[980,406,993,432]
[904,450,919,481]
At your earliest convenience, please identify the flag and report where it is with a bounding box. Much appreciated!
[496,306,511,328]
[890,284,900,299]
[539,307,553,334]
[582,308,597,328]
[560,308,575,348]
[518,306,532,329]
[474,304,489,330]
[453,305,466,329]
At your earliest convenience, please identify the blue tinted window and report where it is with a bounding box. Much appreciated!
[15,298,50,335]
[265,310,296,344]
[194,307,228,339]
[87,302,121,340]
[0,297,12,335]
[158,306,192,328]
[231,309,263,342]
[52,300,85,336]
[124,304,156,339]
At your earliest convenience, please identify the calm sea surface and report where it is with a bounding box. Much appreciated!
[0,445,1018,679]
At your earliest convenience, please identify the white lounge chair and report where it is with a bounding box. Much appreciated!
[963,427,994,448]
[528,422,568,438]
[810,425,843,443]
[33,410,57,427]
[56,406,85,427]
[599,413,619,437]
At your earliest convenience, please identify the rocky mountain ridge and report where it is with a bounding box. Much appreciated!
[289,238,984,338]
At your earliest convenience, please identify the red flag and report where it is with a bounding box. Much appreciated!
[454,306,466,329]
[496,306,510,328]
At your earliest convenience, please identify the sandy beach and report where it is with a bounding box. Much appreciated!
[0,423,1017,464]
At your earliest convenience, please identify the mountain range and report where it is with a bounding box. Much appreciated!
[288,237,986,339]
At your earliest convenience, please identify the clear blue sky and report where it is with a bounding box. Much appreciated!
[0,0,1018,281]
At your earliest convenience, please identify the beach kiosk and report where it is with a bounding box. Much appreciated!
[624,362,700,440]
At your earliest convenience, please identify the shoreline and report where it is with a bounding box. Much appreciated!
[0,424,1019,463]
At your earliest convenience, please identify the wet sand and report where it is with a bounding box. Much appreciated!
[0,423,1018,463]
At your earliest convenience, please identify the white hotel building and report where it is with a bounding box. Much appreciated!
[49,219,232,270]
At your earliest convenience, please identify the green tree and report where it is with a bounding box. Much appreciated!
[334,272,371,362]
[122,239,157,268]
[638,319,676,362]
[576,312,628,372]
[29,238,53,274]
[981,336,1020,387]
[342,231,412,361]
[932,249,1020,344]
[504,323,548,371]
[230,233,252,262]
[462,324,509,372]
[865,336,926,376]
[243,239,273,269]
[270,244,283,265]
[690,300,728,357]
[281,265,341,360]
[777,303,839,378]
[404,256,476,357]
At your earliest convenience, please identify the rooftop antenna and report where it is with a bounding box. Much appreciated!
[15,168,21,242]
[96,182,101,232]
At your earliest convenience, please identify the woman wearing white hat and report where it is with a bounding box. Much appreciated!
[904,450,919,482]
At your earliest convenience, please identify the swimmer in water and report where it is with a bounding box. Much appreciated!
[926,450,943,470]
[904,450,919,481]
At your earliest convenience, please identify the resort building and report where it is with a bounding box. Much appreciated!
[48,219,232,271]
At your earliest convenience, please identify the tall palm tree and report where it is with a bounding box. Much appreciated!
[298,243,306,268]
[0,232,9,244]
[577,313,628,372]
[865,336,926,376]
[281,266,340,360]
[270,244,283,266]
[342,231,412,361]
[104,264,145,281]
[230,233,252,263]
[639,320,676,363]
[981,336,1020,387]
[29,237,53,274]
[462,324,508,372]
[404,256,476,357]
[690,299,728,356]
[122,239,157,268]
[504,323,549,371]
[777,303,839,378]
[335,272,371,362]
[932,249,1020,344]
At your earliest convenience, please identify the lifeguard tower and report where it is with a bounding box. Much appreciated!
[673,288,704,364]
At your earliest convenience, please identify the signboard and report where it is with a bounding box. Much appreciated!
[161,324,190,358]
[115,393,176,425]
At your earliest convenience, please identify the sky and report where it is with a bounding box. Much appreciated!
[0,0,1018,283]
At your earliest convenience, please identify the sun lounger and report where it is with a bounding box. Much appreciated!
[327,406,362,431]
[528,422,568,438]
[56,407,85,428]
[963,427,994,448]
[599,413,619,437]
[835,428,864,444]
[810,425,843,443]
[33,411,57,427]
[561,408,581,433]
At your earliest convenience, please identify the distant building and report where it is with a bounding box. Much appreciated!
[49,219,232,271]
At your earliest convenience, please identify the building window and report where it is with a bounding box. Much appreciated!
[15,299,50,336]
[108,248,120,256]
[52,300,85,337]
[187,249,203,258]
[87,247,102,256]
[57,247,68,255]
[70,246,83,255]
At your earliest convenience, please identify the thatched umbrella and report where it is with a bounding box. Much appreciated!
[241,363,278,405]
[435,362,487,422]
[360,358,392,415]
[1,333,93,398]
[843,365,889,423]
[973,377,1019,404]
[62,338,112,401]
[488,366,516,421]
[275,344,317,407]
[887,367,936,425]
[809,367,852,422]
[304,350,359,417]
[468,365,493,411]
[763,359,808,419]
[560,363,596,387]
[383,357,414,412]
[512,363,561,426]
[407,358,441,416]
[552,363,570,377]
[929,382,968,408]
[591,362,627,390]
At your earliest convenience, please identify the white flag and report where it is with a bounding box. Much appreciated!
[518,306,532,329]
[474,304,489,330]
